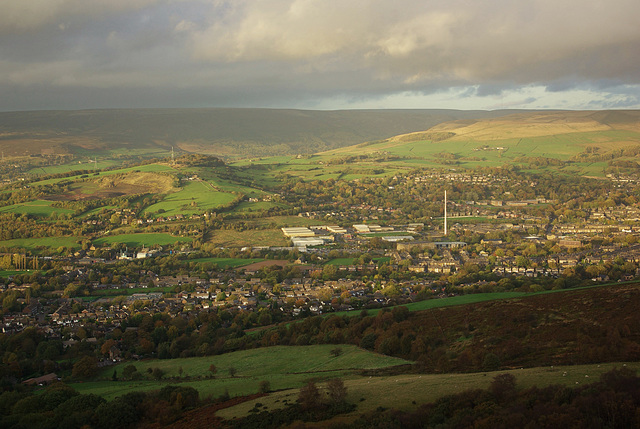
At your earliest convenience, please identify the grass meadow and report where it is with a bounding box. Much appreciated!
[93,233,192,247]
[206,229,288,248]
[310,129,640,176]
[27,159,122,176]
[0,200,75,217]
[218,361,640,421]
[186,257,265,269]
[0,270,35,277]
[143,181,237,217]
[72,345,410,401]
[0,236,83,252]
[27,163,176,188]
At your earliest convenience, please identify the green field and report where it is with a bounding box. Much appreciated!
[93,233,192,247]
[0,270,36,277]
[72,345,410,400]
[206,229,288,248]
[0,236,83,252]
[27,159,123,176]
[143,181,237,217]
[187,257,264,268]
[27,163,176,188]
[0,200,75,217]
[219,361,640,420]
[310,128,640,176]
[233,201,284,213]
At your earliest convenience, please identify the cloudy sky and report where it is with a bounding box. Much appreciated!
[2,0,639,111]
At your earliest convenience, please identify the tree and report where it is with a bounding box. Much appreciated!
[326,378,348,406]
[152,367,165,380]
[100,339,117,357]
[483,352,501,371]
[330,347,343,358]
[72,355,98,380]
[122,364,138,380]
[298,381,320,411]
[360,333,376,350]
[94,398,139,429]
[490,373,517,402]
[258,380,271,393]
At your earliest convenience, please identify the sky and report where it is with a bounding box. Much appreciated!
[1,0,640,112]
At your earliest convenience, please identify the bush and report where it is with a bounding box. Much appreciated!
[298,382,320,411]
[326,379,347,406]
[259,380,271,394]
[482,353,501,371]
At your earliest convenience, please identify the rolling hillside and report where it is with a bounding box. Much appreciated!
[0,108,521,159]
[319,109,640,175]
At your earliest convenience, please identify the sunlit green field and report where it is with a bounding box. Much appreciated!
[0,200,74,217]
[205,229,288,248]
[186,257,264,268]
[93,233,192,247]
[0,236,83,252]
[27,163,176,188]
[71,345,411,400]
[309,129,640,175]
[143,181,237,217]
[0,269,37,277]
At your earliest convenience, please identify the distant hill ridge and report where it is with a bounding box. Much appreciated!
[390,110,640,143]
[0,108,526,159]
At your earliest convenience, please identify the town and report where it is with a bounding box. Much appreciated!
[3,166,640,370]
[2,0,640,424]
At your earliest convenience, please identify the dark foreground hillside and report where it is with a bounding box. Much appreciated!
[254,283,640,373]
[345,368,640,429]
[2,284,640,429]
[165,368,640,429]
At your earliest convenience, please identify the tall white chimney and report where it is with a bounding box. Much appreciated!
[444,190,447,236]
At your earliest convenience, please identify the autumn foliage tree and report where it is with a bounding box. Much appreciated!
[326,378,348,406]
[298,381,321,411]
[71,355,98,380]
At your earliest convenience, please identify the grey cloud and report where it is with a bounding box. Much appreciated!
[1,0,639,111]
[0,0,161,33]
